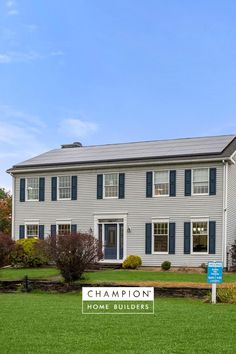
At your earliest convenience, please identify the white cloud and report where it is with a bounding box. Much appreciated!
[58,118,98,138]
[0,50,64,64]
[5,0,18,16]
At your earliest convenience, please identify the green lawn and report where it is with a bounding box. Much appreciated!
[0,267,60,280]
[82,269,236,284]
[1,267,236,284]
[0,293,235,353]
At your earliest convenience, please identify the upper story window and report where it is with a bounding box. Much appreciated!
[104,173,118,198]
[57,223,71,235]
[26,224,39,238]
[192,168,209,195]
[26,178,39,201]
[58,176,71,200]
[153,222,168,253]
[154,171,169,196]
[192,221,208,253]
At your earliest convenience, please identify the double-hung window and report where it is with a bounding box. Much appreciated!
[192,169,209,195]
[192,221,208,253]
[57,223,71,235]
[104,173,118,198]
[26,178,39,201]
[58,176,71,200]
[26,224,39,238]
[154,171,169,196]
[153,222,168,253]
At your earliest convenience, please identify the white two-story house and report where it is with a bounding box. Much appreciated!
[7,135,236,267]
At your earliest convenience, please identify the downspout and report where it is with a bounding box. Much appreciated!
[222,160,228,268]
[11,174,15,240]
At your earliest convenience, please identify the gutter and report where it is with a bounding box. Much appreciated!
[7,156,233,175]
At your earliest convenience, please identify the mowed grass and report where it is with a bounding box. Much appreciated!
[0,293,235,353]
[1,267,236,284]
[82,269,236,284]
[0,267,60,280]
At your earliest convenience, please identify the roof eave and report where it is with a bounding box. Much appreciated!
[7,154,233,175]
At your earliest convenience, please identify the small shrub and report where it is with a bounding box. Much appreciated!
[10,238,48,267]
[45,232,103,282]
[122,255,142,269]
[204,288,236,304]
[217,288,236,304]
[200,263,207,273]
[161,261,171,271]
[0,233,15,267]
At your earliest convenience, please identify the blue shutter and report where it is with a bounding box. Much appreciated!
[51,224,56,236]
[209,221,216,254]
[39,177,45,202]
[146,172,153,198]
[184,222,191,254]
[51,177,57,201]
[71,176,77,200]
[209,168,216,195]
[119,173,125,199]
[19,225,25,239]
[185,170,191,196]
[169,170,176,197]
[20,178,25,202]
[169,223,176,254]
[39,225,44,240]
[97,175,103,199]
[71,224,77,234]
[145,223,152,254]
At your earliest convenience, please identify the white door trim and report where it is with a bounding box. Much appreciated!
[94,213,127,262]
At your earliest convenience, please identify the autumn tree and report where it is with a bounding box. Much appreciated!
[0,188,12,235]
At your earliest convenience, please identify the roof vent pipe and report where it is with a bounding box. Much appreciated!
[61,142,83,149]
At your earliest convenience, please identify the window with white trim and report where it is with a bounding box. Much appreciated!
[154,171,169,196]
[58,176,71,199]
[153,222,168,252]
[26,224,39,238]
[192,169,209,195]
[104,173,118,198]
[57,224,71,235]
[192,221,208,253]
[26,178,39,201]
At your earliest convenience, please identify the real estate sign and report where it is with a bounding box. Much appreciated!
[207,261,223,284]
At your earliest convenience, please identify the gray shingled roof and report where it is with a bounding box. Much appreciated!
[10,135,236,170]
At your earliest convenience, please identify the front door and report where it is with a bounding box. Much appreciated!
[104,224,117,259]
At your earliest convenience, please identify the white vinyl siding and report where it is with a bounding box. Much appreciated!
[192,168,209,195]
[26,178,39,201]
[14,161,224,267]
[104,173,118,198]
[58,176,71,200]
[154,171,169,196]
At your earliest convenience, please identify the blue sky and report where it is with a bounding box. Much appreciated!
[1,0,236,190]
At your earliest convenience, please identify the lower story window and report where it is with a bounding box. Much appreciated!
[57,224,71,235]
[192,221,208,253]
[153,222,168,252]
[26,224,39,238]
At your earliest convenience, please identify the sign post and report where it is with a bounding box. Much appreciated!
[207,261,223,304]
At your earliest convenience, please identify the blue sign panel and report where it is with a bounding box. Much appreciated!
[207,262,223,284]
